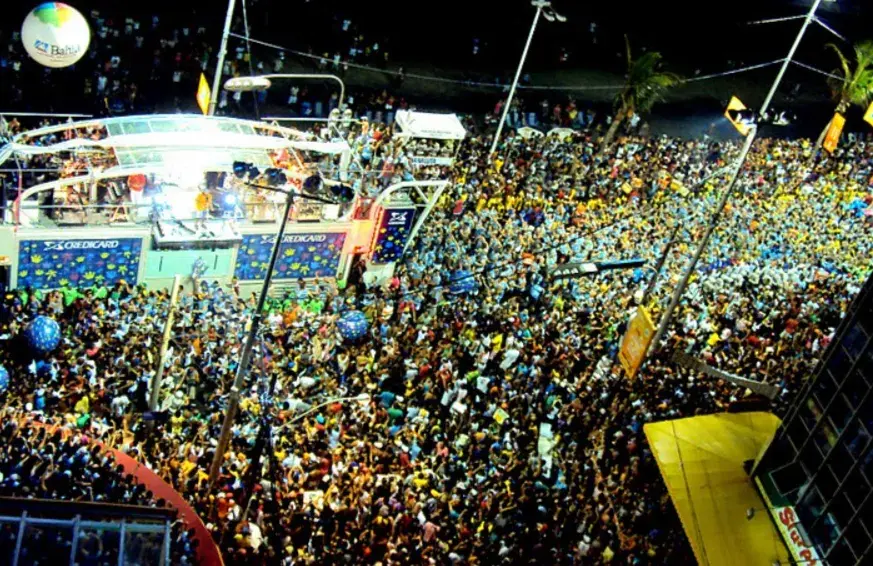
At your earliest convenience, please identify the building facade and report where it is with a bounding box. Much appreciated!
[754,273,873,565]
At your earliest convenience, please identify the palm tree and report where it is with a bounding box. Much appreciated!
[816,41,873,147]
[601,36,681,150]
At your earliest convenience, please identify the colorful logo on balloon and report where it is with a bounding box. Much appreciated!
[21,2,90,68]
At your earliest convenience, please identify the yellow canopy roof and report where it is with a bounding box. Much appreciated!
[644,412,791,566]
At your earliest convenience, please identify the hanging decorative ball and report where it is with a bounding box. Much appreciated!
[449,270,478,295]
[25,315,61,355]
[337,310,370,342]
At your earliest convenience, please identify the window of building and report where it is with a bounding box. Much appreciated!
[843,323,869,359]
[842,520,872,564]
[826,538,856,565]
[827,346,853,383]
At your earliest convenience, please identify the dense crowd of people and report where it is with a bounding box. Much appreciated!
[1,115,871,564]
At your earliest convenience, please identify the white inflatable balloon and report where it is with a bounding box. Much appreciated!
[21,2,90,68]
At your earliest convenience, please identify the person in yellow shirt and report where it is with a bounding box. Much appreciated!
[194,186,213,231]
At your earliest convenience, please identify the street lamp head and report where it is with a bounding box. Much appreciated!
[224,76,272,92]
[531,0,552,8]
[540,5,566,23]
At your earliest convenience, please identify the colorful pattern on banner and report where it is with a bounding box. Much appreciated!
[18,238,143,290]
[234,232,346,281]
[372,208,416,263]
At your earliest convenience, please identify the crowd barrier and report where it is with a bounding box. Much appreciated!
[106,446,224,566]
[14,419,224,566]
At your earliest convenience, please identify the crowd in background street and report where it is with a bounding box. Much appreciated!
[0,6,608,127]
[0,113,871,564]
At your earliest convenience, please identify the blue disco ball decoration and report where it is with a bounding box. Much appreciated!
[0,365,9,392]
[25,316,61,355]
[449,270,478,295]
[337,310,370,342]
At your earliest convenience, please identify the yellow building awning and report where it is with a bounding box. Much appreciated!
[644,412,791,566]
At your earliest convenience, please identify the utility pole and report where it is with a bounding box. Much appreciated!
[208,189,294,485]
[149,274,182,412]
[208,0,237,116]
[641,223,681,306]
[207,180,340,486]
[646,0,824,357]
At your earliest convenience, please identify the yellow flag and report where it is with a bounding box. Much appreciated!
[823,113,846,153]
[864,100,873,128]
[196,73,211,115]
[725,96,750,136]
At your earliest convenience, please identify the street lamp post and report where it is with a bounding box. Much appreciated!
[645,0,824,358]
[207,186,295,485]
[207,180,340,486]
[208,0,237,116]
[489,1,566,155]
[224,74,346,116]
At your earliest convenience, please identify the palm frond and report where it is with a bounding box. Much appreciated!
[852,40,873,73]
[825,41,873,108]
[826,43,851,81]
[613,38,680,116]
[624,35,633,68]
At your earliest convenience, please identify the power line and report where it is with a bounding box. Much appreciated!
[812,16,848,42]
[226,32,792,94]
[684,59,785,83]
[747,15,807,25]
[791,59,843,81]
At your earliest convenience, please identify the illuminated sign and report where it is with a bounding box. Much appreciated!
[774,507,822,565]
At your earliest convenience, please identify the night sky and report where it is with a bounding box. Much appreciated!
[272,0,873,75]
[2,0,873,124]
[6,0,868,77]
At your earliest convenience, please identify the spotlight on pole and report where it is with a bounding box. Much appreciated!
[329,184,355,203]
[224,76,272,92]
[233,161,261,181]
[233,161,249,179]
[264,168,287,186]
[302,174,323,195]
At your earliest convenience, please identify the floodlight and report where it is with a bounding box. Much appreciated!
[302,174,323,194]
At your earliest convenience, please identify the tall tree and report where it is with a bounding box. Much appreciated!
[601,36,681,150]
[817,41,873,147]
